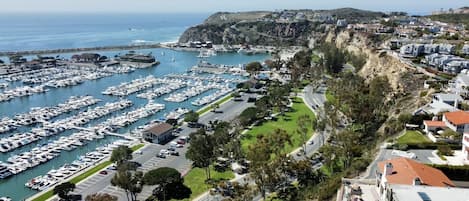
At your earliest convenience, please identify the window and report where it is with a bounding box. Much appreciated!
[417,192,431,201]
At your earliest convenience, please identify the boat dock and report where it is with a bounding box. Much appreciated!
[70,126,135,140]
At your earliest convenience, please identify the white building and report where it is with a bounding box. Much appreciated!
[463,44,469,55]
[463,132,469,161]
[442,111,469,134]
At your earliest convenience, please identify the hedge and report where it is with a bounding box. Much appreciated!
[430,164,469,181]
[394,142,461,150]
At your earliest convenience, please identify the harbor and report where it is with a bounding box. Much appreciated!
[0,47,268,200]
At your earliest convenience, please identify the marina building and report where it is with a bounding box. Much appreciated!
[142,122,174,144]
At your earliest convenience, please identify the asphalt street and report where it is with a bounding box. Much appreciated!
[70,92,257,201]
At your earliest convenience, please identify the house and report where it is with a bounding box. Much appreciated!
[450,73,469,96]
[423,120,447,134]
[414,93,460,115]
[425,53,469,74]
[142,122,173,144]
[337,180,469,201]
[376,158,455,201]
[400,44,424,57]
[442,110,469,133]
[383,184,469,201]
[463,44,469,55]
[337,19,348,27]
[463,132,469,161]
[432,93,462,108]
[438,44,455,55]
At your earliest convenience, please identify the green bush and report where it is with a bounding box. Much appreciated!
[437,145,454,156]
[430,164,469,181]
[400,142,461,150]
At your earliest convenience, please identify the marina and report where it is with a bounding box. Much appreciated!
[0,47,268,200]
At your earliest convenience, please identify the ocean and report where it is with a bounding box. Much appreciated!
[0,13,208,52]
[0,13,269,200]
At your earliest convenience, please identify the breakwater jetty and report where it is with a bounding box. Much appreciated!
[0,43,163,56]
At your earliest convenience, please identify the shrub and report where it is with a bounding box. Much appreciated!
[437,145,454,156]
[430,164,469,181]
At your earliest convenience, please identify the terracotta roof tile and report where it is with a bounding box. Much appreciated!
[378,157,455,187]
[444,111,469,125]
[423,120,447,127]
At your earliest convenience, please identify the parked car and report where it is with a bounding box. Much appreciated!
[176,144,184,148]
[168,147,176,151]
[170,151,179,156]
[99,170,108,175]
[157,153,166,158]
[107,165,117,170]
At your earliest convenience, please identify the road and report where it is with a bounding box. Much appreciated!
[69,92,257,201]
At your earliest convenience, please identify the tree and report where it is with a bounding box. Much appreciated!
[441,128,461,141]
[111,167,143,201]
[245,61,263,76]
[246,129,292,199]
[321,42,345,73]
[53,182,75,200]
[186,129,215,180]
[297,114,311,156]
[86,193,118,201]
[211,102,220,112]
[143,167,182,201]
[110,145,133,167]
[238,107,259,127]
[184,110,199,123]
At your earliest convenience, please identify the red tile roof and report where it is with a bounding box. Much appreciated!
[378,157,455,187]
[444,111,469,125]
[423,120,447,127]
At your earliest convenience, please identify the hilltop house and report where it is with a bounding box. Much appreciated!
[376,158,455,201]
[425,53,469,74]
[414,93,461,115]
[142,122,173,144]
[337,158,465,201]
[424,110,469,136]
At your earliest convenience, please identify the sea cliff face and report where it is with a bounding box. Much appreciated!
[179,21,320,46]
[178,8,384,46]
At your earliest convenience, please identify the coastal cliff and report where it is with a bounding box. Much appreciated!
[178,8,384,46]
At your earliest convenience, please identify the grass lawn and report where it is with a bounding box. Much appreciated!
[131,143,145,151]
[177,166,235,200]
[241,97,316,153]
[32,144,144,201]
[397,131,431,144]
[197,94,233,115]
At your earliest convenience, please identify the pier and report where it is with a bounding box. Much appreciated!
[70,126,136,140]
[0,43,162,57]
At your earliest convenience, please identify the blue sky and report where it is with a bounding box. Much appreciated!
[1,0,467,15]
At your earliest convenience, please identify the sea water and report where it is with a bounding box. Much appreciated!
[0,14,269,200]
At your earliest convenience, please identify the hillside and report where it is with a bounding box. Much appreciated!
[178,8,384,45]
[428,13,469,28]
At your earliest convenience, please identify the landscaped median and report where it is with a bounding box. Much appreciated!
[241,97,316,153]
[31,143,145,201]
[196,93,233,115]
